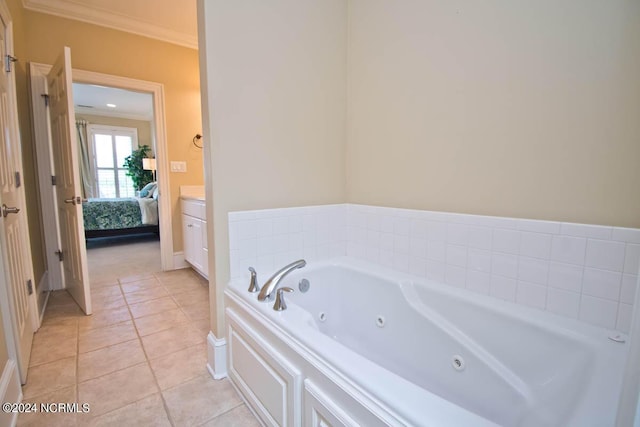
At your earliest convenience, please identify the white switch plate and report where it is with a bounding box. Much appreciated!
[170,161,187,173]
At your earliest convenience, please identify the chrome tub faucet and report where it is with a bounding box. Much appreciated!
[247,267,260,293]
[257,259,306,302]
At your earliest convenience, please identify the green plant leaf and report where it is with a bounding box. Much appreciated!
[123,145,154,190]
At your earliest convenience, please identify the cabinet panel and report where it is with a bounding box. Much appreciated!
[190,219,204,271]
[304,380,359,427]
[202,220,208,251]
[181,199,208,277]
[182,213,195,264]
[182,199,205,218]
[227,309,302,426]
[182,213,204,273]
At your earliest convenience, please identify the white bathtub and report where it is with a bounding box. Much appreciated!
[224,257,629,426]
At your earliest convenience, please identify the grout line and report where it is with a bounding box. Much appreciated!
[196,401,245,427]
[120,277,177,427]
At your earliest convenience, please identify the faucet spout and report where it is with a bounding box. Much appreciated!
[257,259,306,302]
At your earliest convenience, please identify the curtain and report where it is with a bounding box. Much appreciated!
[75,120,94,198]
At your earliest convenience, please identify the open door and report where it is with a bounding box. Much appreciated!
[47,47,92,315]
[0,5,36,382]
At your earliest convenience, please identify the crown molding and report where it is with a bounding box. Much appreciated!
[22,0,198,50]
[74,106,153,122]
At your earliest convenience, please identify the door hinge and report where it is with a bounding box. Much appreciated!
[51,175,57,186]
[54,249,63,261]
[5,55,17,72]
[41,93,50,106]
[26,279,33,295]
[14,171,21,188]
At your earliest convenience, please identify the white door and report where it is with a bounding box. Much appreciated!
[47,47,91,315]
[0,6,36,382]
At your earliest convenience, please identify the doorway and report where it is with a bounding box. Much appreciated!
[73,83,162,284]
[28,63,174,312]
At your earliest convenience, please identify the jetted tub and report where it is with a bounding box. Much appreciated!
[224,257,628,426]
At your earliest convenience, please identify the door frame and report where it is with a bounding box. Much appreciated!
[29,63,174,288]
[0,0,38,384]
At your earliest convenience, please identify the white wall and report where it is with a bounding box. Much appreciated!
[198,0,347,335]
[347,0,640,229]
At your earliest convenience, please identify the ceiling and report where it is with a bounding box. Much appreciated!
[22,0,198,49]
[73,83,154,121]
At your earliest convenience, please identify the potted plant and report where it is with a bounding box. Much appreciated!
[123,145,154,190]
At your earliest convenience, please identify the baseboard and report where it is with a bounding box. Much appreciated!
[173,252,188,269]
[0,360,22,427]
[206,331,227,380]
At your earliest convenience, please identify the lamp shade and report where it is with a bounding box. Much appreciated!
[142,158,156,171]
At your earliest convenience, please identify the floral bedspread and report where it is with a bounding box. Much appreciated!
[82,198,144,231]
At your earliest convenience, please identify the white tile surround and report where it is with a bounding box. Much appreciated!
[228,204,640,333]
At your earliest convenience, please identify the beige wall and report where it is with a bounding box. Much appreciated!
[8,0,203,284]
[347,0,640,228]
[199,0,347,334]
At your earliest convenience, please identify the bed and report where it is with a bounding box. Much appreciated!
[82,197,159,239]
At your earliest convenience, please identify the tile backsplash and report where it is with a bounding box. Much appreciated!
[228,204,346,281]
[229,204,640,333]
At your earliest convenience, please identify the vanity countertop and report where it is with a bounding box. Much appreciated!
[180,185,205,201]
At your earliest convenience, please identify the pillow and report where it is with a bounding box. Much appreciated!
[151,186,159,200]
[139,182,156,198]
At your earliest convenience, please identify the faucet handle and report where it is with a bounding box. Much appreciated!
[248,267,260,293]
[273,287,294,311]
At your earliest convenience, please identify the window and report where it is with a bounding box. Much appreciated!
[88,125,138,198]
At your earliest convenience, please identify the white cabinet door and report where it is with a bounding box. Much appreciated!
[190,218,204,272]
[201,220,208,277]
[182,213,194,264]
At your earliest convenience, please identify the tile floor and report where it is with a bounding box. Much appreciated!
[17,267,260,426]
[86,234,162,285]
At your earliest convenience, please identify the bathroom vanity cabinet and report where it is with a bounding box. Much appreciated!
[181,198,208,278]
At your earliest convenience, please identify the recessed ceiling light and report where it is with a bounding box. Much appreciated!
[106,103,116,108]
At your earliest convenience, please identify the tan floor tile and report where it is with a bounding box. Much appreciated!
[154,268,198,283]
[17,385,78,427]
[141,324,205,360]
[163,375,242,426]
[201,404,261,427]
[182,300,210,322]
[133,308,189,337]
[90,285,122,299]
[163,280,207,296]
[42,311,85,326]
[29,332,77,367]
[192,318,211,336]
[89,278,119,288]
[78,363,158,417]
[118,272,157,284]
[47,290,77,306]
[85,394,170,427]
[91,293,127,312]
[78,306,131,331]
[120,278,162,294]
[78,339,146,382]
[33,319,77,340]
[36,317,79,335]
[79,321,138,353]
[124,286,170,305]
[128,296,178,319]
[171,288,209,308]
[149,343,207,390]
[23,357,76,399]
[43,300,84,324]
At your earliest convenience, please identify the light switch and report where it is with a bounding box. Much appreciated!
[170,161,187,173]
